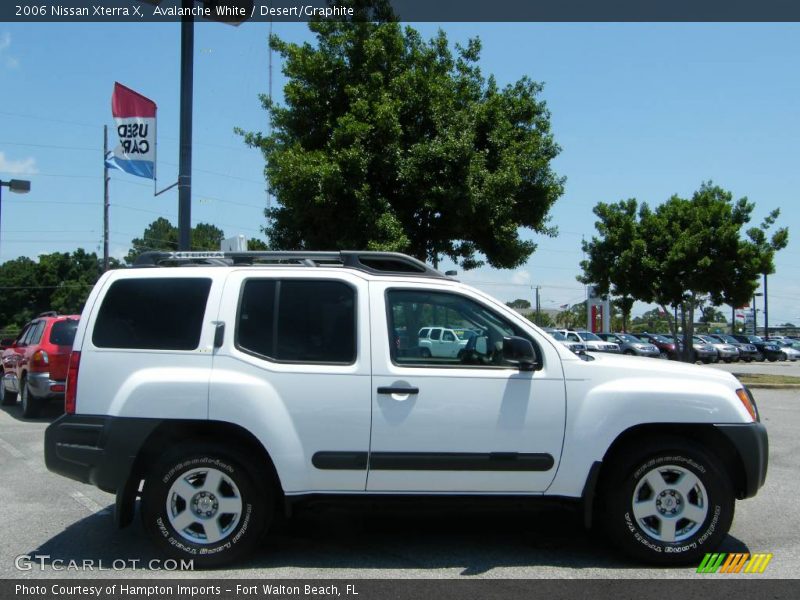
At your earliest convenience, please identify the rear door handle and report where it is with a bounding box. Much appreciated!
[377,386,419,395]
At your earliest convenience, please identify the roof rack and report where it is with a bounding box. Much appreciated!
[133,250,452,279]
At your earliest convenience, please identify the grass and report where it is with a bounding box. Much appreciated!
[733,373,800,385]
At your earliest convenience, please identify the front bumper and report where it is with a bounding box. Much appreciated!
[715,422,769,499]
[45,414,161,494]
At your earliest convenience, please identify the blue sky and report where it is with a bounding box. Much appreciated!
[0,22,798,324]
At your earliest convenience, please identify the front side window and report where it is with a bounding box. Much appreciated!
[237,279,356,364]
[93,278,211,350]
[387,289,534,368]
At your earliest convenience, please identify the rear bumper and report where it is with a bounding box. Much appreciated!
[44,414,161,494]
[715,422,769,499]
[27,372,65,399]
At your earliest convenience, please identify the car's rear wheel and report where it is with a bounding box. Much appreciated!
[20,376,40,418]
[141,443,271,568]
[599,436,734,565]
[624,350,635,356]
[420,348,432,358]
[0,377,17,406]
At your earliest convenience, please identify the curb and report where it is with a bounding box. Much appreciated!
[738,383,800,390]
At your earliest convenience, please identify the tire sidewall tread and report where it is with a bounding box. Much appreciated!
[600,436,734,565]
[141,443,271,568]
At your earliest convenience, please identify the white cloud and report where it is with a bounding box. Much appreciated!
[0,152,38,175]
[0,31,19,69]
[511,270,532,285]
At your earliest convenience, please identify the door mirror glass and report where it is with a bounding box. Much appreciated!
[503,336,537,370]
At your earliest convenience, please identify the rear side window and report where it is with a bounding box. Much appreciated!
[93,278,212,350]
[29,321,46,344]
[237,279,356,364]
[50,319,78,346]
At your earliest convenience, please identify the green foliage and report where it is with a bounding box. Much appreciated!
[526,312,554,327]
[555,303,586,330]
[580,182,788,360]
[506,298,531,309]
[699,305,727,324]
[238,0,564,269]
[0,250,115,330]
[125,218,225,264]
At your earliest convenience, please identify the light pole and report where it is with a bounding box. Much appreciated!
[752,292,763,336]
[0,179,31,261]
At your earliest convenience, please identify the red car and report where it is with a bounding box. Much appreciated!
[0,312,79,418]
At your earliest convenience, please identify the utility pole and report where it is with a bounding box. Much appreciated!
[103,125,110,271]
[178,2,194,251]
[534,286,541,323]
[763,273,769,339]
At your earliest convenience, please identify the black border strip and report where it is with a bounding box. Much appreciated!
[313,451,554,471]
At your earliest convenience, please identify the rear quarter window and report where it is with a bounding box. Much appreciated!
[92,278,212,350]
[49,319,79,346]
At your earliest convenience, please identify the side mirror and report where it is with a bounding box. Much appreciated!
[0,338,13,350]
[502,336,538,371]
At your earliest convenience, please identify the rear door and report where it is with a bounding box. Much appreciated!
[210,270,372,494]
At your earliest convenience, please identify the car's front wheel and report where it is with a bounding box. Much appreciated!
[141,443,271,568]
[600,436,734,565]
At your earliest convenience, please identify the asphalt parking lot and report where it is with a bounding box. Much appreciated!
[0,383,797,580]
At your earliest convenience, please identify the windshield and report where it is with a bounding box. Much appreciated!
[749,336,763,343]
[577,331,602,341]
[547,330,567,341]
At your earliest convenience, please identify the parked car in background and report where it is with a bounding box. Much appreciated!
[691,336,719,363]
[707,334,759,362]
[543,328,586,354]
[417,326,471,358]
[596,333,660,357]
[696,334,740,363]
[636,333,682,360]
[1,312,80,417]
[731,335,783,362]
[558,330,621,353]
[775,340,800,361]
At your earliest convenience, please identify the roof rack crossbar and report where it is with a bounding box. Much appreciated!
[132,250,448,279]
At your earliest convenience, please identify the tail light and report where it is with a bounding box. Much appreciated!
[30,350,49,371]
[64,351,81,415]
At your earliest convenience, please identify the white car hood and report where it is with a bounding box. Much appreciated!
[568,352,741,389]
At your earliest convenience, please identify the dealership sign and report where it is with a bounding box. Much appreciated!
[105,82,156,179]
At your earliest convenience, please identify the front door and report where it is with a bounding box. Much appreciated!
[367,283,566,493]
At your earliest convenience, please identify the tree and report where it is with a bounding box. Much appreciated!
[238,0,564,269]
[125,218,225,264]
[578,199,642,332]
[527,312,554,327]
[0,250,113,331]
[698,305,727,324]
[555,303,586,330]
[581,183,788,361]
[506,299,531,309]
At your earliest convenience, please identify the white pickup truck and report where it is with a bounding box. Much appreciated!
[45,251,767,568]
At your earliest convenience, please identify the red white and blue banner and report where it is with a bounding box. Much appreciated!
[105,82,156,179]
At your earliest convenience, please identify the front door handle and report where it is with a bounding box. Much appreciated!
[377,386,419,395]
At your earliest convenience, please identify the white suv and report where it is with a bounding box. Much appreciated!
[417,327,472,358]
[45,251,767,567]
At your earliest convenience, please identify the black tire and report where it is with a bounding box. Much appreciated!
[756,353,765,362]
[623,350,635,356]
[420,348,432,358]
[0,378,18,406]
[659,352,668,360]
[141,443,271,568]
[599,436,734,565]
[20,376,40,418]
